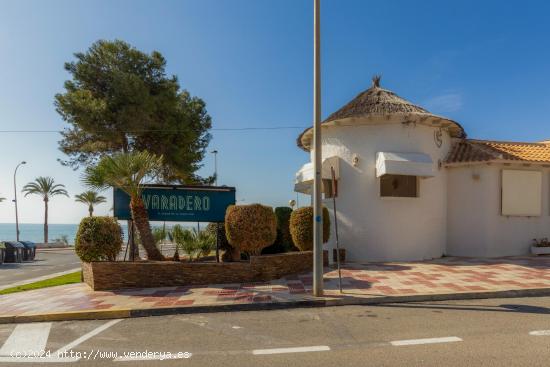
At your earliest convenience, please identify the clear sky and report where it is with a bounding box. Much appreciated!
[1,0,550,224]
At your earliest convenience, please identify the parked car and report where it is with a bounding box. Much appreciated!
[0,242,5,264]
[19,241,37,261]
[4,241,24,263]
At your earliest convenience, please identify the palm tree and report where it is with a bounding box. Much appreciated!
[22,177,69,243]
[83,151,164,260]
[74,190,107,217]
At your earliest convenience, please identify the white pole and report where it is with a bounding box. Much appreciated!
[312,0,323,296]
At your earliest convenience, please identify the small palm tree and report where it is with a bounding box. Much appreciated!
[83,151,164,260]
[74,190,107,217]
[22,177,69,243]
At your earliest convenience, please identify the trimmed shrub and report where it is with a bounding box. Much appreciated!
[206,222,239,262]
[262,206,295,254]
[75,216,123,262]
[289,206,330,251]
[225,204,277,255]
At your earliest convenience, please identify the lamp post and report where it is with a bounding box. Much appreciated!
[211,150,218,186]
[312,0,323,296]
[13,161,26,241]
[211,149,219,262]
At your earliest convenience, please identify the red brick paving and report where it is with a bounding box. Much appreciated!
[2,256,550,318]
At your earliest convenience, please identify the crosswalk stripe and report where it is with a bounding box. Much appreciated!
[529,330,550,336]
[0,323,52,356]
[252,346,330,355]
[55,319,122,356]
[390,336,462,346]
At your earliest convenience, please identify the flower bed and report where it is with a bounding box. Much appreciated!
[82,251,313,290]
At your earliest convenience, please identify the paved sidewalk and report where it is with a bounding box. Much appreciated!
[2,256,550,323]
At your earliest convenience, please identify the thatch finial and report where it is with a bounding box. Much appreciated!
[372,75,381,88]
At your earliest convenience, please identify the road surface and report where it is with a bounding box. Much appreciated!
[0,248,80,288]
[1,296,550,365]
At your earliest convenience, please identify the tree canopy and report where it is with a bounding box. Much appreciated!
[55,39,212,183]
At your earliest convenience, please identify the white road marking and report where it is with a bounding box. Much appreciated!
[0,323,52,356]
[391,336,462,346]
[232,326,243,329]
[529,330,550,336]
[252,345,331,355]
[55,319,122,356]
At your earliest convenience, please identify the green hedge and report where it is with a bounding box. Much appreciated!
[225,204,277,255]
[75,216,123,262]
[263,206,295,254]
[289,206,330,251]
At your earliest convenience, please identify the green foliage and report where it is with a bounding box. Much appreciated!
[83,151,163,199]
[225,204,277,255]
[172,225,214,261]
[55,39,212,183]
[75,216,123,262]
[262,207,295,254]
[289,207,330,251]
[22,177,69,200]
[23,176,69,243]
[0,271,81,295]
[195,230,215,258]
[74,190,107,216]
[152,226,167,244]
[55,234,70,245]
[206,222,236,261]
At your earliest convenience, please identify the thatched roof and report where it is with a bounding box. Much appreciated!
[297,76,466,151]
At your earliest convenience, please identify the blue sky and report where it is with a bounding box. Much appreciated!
[1,0,550,224]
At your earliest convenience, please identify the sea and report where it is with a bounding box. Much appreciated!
[0,222,202,244]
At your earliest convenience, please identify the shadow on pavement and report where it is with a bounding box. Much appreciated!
[371,302,550,315]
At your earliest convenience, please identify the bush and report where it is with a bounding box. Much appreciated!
[262,206,295,254]
[225,204,277,255]
[206,222,239,262]
[289,206,330,251]
[172,225,215,261]
[172,225,196,261]
[152,226,167,244]
[75,216,123,262]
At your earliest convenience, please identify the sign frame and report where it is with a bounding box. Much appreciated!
[113,184,236,223]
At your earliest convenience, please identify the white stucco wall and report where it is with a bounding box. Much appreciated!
[314,122,452,262]
[447,164,550,257]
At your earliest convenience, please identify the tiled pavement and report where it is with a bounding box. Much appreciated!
[2,256,550,319]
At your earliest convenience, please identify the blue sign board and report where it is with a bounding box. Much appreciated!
[113,185,236,222]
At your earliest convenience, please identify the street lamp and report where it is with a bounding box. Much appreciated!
[211,150,218,186]
[13,161,26,241]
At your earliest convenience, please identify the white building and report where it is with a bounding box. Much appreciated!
[294,76,550,262]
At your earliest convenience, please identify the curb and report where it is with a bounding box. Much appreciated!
[2,287,550,324]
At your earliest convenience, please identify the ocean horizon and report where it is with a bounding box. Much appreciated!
[0,222,204,244]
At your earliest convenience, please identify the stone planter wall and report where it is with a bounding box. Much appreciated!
[82,251,313,290]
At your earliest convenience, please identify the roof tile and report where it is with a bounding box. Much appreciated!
[445,140,550,164]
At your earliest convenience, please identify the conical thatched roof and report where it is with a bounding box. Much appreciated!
[297,76,466,151]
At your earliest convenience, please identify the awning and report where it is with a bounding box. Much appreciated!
[376,152,434,178]
[294,156,340,194]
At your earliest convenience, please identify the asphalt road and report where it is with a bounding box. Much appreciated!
[0,248,80,288]
[2,296,550,366]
